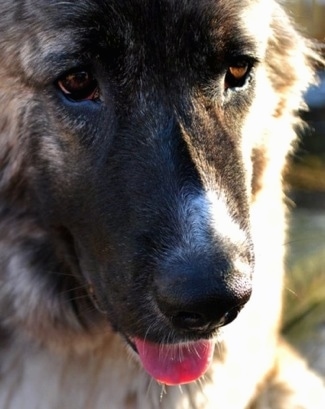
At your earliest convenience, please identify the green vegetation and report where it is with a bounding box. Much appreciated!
[283,209,325,343]
[286,155,325,192]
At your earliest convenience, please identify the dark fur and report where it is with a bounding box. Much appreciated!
[0,1,324,408]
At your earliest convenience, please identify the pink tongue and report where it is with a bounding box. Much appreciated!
[134,338,215,385]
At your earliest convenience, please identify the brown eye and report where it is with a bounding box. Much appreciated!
[225,61,250,90]
[229,65,248,79]
[57,70,100,102]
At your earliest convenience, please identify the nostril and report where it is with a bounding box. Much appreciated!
[171,307,242,333]
[171,311,210,332]
[218,308,240,327]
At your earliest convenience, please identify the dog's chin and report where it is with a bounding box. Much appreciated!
[123,334,215,386]
[84,276,221,386]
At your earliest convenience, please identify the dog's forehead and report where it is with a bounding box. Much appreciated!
[2,0,271,83]
[36,0,259,45]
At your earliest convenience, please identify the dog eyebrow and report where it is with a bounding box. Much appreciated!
[222,34,261,60]
[42,52,91,77]
[23,42,95,85]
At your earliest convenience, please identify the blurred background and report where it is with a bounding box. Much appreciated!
[281,0,325,377]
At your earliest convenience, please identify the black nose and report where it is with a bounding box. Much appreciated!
[154,255,252,333]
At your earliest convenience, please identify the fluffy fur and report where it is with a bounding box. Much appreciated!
[0,0,324,408]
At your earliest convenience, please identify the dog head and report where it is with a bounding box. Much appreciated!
[0,0,314,384]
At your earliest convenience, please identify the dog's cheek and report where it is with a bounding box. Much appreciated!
[22,106,107,226]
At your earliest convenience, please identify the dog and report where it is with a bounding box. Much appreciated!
[0,0,324,408]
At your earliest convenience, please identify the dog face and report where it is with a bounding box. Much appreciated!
[0,0,312,386]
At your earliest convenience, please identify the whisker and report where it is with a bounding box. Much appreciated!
[60,284,89,295]
[284,287,298,297]
[145,377,155,401]
[65,294,91,303]
[159,384,167,403]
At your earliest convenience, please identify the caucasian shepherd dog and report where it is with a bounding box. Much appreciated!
[0,0,324,408]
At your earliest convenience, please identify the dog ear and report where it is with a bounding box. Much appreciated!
[247,3,322,200]
[266,4,321,118]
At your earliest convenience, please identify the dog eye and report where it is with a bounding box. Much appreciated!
[224,60,251,90]
[57,70,100,102]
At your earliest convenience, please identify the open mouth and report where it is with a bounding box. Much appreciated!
[129,337,215,385]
